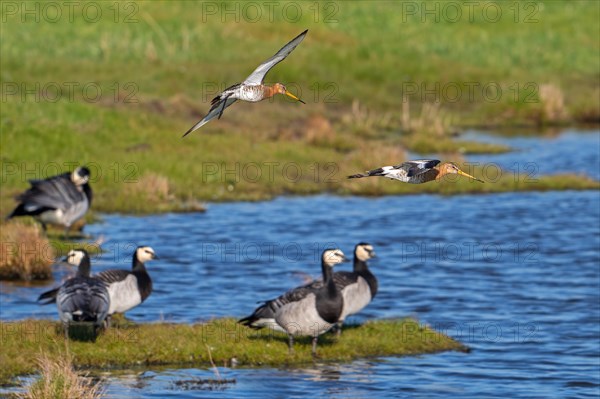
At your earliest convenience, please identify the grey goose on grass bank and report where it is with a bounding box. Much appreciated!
[239,243,377,336]
[39,246,157,319]
[239,249,348,356]
[56,249,109,330]
[100,246,157,316]
[7,166,93,236]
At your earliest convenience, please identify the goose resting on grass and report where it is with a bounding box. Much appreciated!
[56,249,109,331]
[239,249,348,356]
[39,246,157,321]
[7,166,93,236]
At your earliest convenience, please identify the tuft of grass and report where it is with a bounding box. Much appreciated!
[0,318,467,385]
[538,84,569,124]
[17,353,104,399]
[0,222,55,281]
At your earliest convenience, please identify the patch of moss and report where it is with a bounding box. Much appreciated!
[0,318,467,385]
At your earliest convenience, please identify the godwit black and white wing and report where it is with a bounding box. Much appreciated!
[182,97,238,137]
[243,29,308,85]
[401,159,442,177]
[348,159,441,182]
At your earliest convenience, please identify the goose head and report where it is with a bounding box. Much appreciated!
[322,248,349,267]
[63,249,88,266]
[355,243,376,262]
[71,166,91,186]
[135,246,158,263]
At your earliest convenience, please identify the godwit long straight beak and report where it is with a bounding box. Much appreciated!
[285,90,305,104]
[457,169,484,183]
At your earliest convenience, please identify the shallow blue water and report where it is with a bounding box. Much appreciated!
[463,129,600,180]
[1,131,599,398]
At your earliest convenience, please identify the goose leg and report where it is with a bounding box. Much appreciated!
[40,222,48,235]
[335,322,342,337]
[311,336,319,357]
[288,335,294,354]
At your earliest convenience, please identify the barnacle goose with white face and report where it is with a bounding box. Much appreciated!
[38,246,157,318]
[97,246,157,315]
[56,249,110,329]
[328,243,377,333]
[239,249,348,355]
[237,243,377,335]
[7,166,92,235]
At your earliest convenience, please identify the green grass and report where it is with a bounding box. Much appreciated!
[0,318,468,385]
[1,1,598,214]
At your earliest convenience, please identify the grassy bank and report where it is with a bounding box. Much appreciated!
[0,318,467,385]
[1,1,598,214]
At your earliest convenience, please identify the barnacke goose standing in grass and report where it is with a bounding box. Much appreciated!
[328,242,377,335]
[98,246,157,316]
[239,249,348,356]
[39,246,157,320]
[7,166,93,236]
[56,249,109,331]
[239,243,377,336]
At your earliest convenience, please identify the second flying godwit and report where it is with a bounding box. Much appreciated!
[182,29,308,137]
[348,159,484,184]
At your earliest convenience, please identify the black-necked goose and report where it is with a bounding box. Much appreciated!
[239,249,348,355]
[56,249,109,329]
[331,242,377,332]
[97,246,156,315]
[237,243,377,335]
[7,166,93,235]
[38,246,156,318]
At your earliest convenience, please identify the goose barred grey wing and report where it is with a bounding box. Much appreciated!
[238,283,316,329]
[57,277,109,325]
[15,173,86,214]
[96,269,132,284]
[243,29,308,85]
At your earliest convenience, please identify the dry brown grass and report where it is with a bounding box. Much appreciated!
[0,222,54,280]
[539,84,568,123]
[18,353,104,399]
[123,172,174,204]
[341,99,395,136]
[402,98,454,137]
